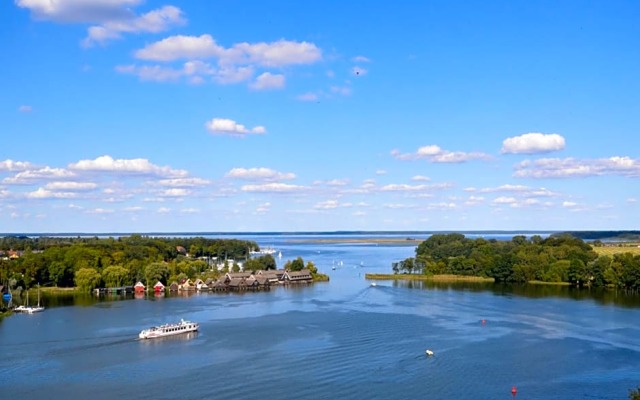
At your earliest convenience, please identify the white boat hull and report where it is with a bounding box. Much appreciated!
[139,319,199,339]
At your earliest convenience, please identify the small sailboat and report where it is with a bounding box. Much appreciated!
[425,349,434,357]
[19,283,44,314]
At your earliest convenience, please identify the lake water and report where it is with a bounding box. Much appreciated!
[1,233,640,399]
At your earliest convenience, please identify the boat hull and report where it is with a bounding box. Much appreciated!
[139,320,199,339]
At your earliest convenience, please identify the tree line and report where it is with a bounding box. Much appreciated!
[0,235,273,292]
[392,233,640,290]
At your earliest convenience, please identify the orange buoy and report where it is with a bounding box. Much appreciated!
[481,319,486,325]
[511,386,517,396]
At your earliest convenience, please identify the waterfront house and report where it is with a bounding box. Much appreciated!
[227,277,247,291]
[224,272,252,282]
[195,279,210,291]
[153,281,165,293]
[283,269,313,284]
[211,279,228,292]
[169,282,179,291]
[178,278,196,291]
[134,281,146,293]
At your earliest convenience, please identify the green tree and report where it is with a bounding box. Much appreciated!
[75,268,102,292]
[102,265,129,287]
[629,386,640,400]
[144,262,170,285]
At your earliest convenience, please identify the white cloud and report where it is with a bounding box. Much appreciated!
[25,188,77,199]
[501,133,565,154]
[514,156,640,178]
[135,34,222,61]
[297,92,319,102]
[160,188,190,197]
[69,155,187,177]
[179,207,199,214]
[44,181,97,191]
[154,177,210,187]
[86,207,114,214]
[233,39,322,67]
[380,184,430,192]
[240,183,306,193]
[18,105,33,112]
[83,5,185,47]
[249,72,285,90]
[326,179,349,186]
[157,207,171,213]
[0,160,34,172]
[375,170,387,176]
[352,56,371,63]
[115,64,183,82]
[16,0,140,23]
[352,66,367,76]
[17,1,185,46]
[135,35,322,67]
[314,200,340,209]
[226,167,295,181]
[465,184,560,197]
[411,175,431,182]
[3,167,75,184]
[391,145,490,163]
[205,118,266,136]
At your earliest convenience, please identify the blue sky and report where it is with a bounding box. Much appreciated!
[1,0,639,233]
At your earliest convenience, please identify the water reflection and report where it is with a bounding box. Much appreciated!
[138,331,198,345]
[392,280,640,308]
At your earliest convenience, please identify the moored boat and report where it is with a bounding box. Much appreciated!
[138,319,199,339]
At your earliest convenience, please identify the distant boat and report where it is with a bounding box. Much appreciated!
[139,319,199,339]
[370,282,377,287]
[425,349,434,356]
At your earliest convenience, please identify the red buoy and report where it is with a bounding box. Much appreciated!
[511,386,517,396]
[481,319,486,325]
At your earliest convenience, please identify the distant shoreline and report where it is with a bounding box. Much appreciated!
[365,274,495,283]
[291,238,424,244]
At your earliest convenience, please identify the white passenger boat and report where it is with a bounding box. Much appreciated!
[139,319,199,339]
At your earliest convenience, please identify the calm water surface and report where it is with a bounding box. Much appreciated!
[1,234,640,399]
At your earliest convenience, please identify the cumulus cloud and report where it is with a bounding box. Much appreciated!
[68,155,188,177]
[249,72,285,90]
[154,177,210,187]
[411,175,431,182]
[391,145,491,163]
[0,159,34,172]
[240,183,306,193]
[83,5,185,47]
[135,34,321,66]
[464,184,559,197]
[3,167,75,184]
[17,0,185,46]
[514,156,640,178]
[501,133,565,154]
[205,118,266,136]
[16,0,139,23]
[25,188,77,199]
[160,188,190,197]
[44,181,97,191]
[134,34,222,61]
[225,167,295,181]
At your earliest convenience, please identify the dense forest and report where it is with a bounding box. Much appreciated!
[392,233,640,290]
[0,235,285,293]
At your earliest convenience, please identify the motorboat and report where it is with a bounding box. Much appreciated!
[139,319,199,339]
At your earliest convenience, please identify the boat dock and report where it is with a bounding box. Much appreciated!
[94,286,134,295]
